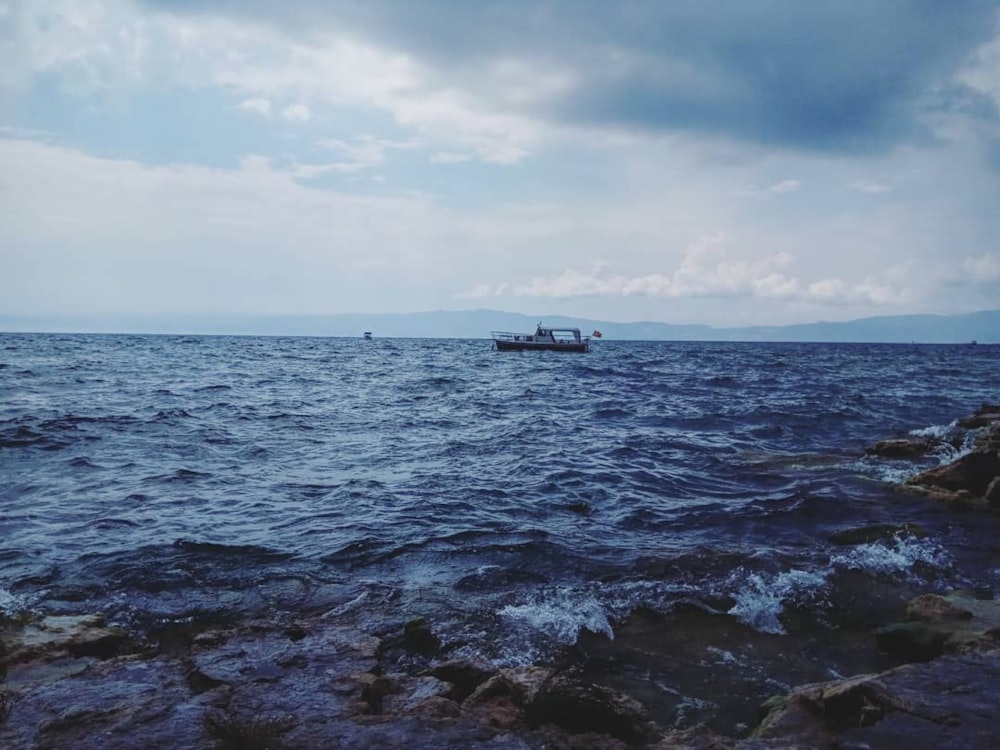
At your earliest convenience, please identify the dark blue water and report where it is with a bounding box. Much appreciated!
[2,333,999,667]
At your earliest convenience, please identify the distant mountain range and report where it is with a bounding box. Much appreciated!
[2,309,997,343]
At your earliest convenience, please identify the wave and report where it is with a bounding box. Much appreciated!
[3,333,999,668]
[142,468,212,484]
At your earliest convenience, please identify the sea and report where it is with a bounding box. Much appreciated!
[2,333,999,726]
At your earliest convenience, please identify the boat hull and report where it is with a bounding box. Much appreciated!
[494,340,589,353]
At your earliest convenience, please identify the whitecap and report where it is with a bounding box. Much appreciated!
[908,421,957,439]
[0,587,34,618]
[831,534,950,576]
[726,568,829,635]
[499,586,614,644]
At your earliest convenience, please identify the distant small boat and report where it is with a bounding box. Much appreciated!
[491,323,590,352]
[363,331,373,340]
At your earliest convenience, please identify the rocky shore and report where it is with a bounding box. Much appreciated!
[2,406,998,748]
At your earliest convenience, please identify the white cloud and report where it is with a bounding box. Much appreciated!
[294,136,420,175]
[767,179,801,194]
[0,1,545,164]
[502,235,907,307]
[850,179,893,193]
[0,0,149,94]
[195,21,545,163]
[0,137,473,314]
[238,97,271,115]
[431,151,472,164]
[281,103,311,122]
[956,22,1000,108]
[806,278,846,300]
[958,253,1000,282]
[1,3,997,327]
[454,283,508,299]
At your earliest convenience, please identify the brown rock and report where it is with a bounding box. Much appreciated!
[905,450,1000,508]
[905,593,974,623]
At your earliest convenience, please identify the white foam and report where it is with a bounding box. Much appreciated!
[908,421,957,439]
[321,591,369,618]
[499,587,614,645]
[862,460,920,485]
[599,578,696,621]
[726,568,829,635]
[831,534,950,576]
[0,587,34,618]
[704,645,742,666]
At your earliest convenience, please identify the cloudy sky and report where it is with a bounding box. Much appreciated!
[2,0,998,327]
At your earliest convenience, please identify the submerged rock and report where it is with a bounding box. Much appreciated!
[865,437,940,458]
[828,522,926,546]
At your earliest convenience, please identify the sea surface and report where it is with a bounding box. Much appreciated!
[2,333,999,724]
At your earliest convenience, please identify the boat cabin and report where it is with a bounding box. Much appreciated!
[491,323,590,352]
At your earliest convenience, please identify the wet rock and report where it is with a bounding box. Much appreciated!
[973,420,1000,450]
[875,622,949,662]
[407,694,461,719]
[395,676,455,712]
[0,656,222,749]
[957,403,1000,429]
[829,522,926,545]
[375,616,442,661]
[356,671,396,714]
[462,666,554,732]
[202,707,296,749]
[465,666,552,708]
[403,617,440,656]
[986,476,1000,507]
[0,614,126,666]
[876,591,1000,662]
[651,724,791,748]
[426,659,494,701]
[865,437,939,458]
[906,451,1000,499]
[905,592,976,623]
[754,650,1000,749]
[904,422,1000,509]
[525,667,660,745]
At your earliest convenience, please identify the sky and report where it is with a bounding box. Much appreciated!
[1,0,999,328]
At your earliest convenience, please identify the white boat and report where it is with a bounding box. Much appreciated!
[491,323,590,352]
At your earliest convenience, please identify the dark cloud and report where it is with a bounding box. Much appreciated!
[139,0,999,153]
